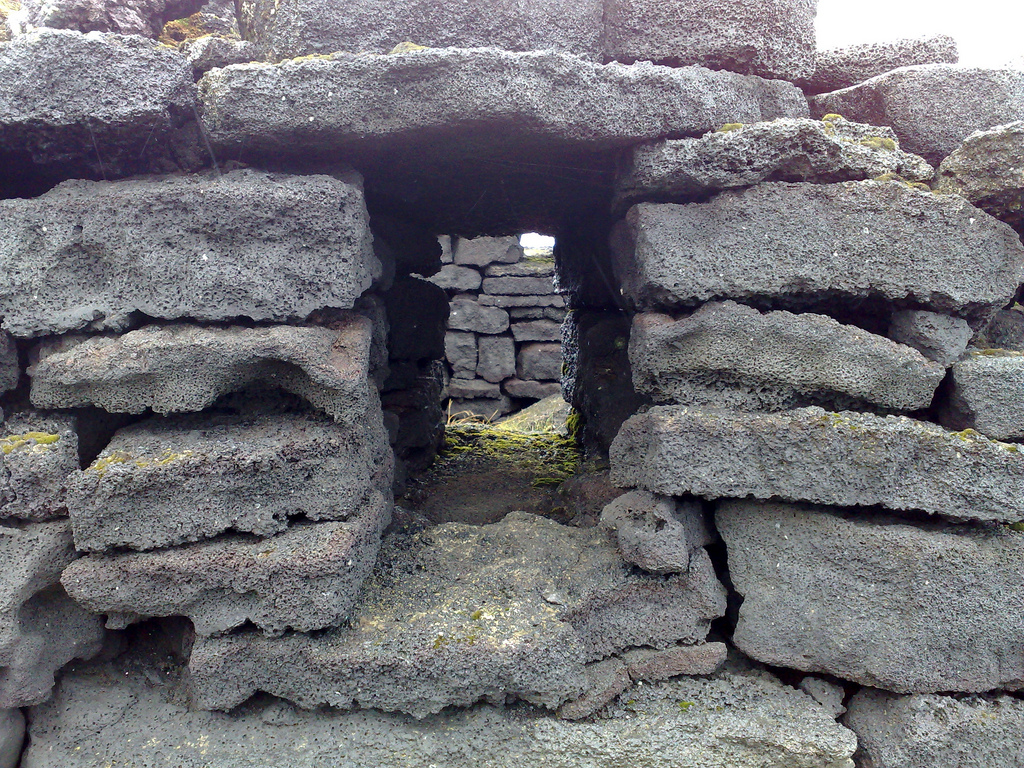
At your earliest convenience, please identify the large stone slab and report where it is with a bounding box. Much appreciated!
[939,351,1024,440]
[0,413,78,522]
[0,170,378,337]
[630,303,945,412]
[610,405,1024,524]
[188,512,725,716]
[29,317,375,424]
[614,117,934,212]
[63,498,391,637]
[844,689,1024,768]
[67,407,392,552]
[718,500,1024,694]
[602,0,816,81]
[801,34,959,95]
[611,182,1024,324]
[23,650,856,768]
[810,65,1024,164]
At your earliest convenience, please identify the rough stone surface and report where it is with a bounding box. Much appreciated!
[600,490,709,574]
[0,334,17,395]
[479,294,565,308]
[802,34,959,95]
[611,182,1024,324]
[503,379,561,400]
[614,117,934,212]
[183,35,257,77]
[939,351,1024,440]
[516,343,561,381]
[448,378,501,399]
[799,678,846,718]
[427,264,482,293]
[979,308,1024,351]
[844,689,1024,768]
[476,336,516,384]
[556,657,630,720]
[602,0,816,81]
[444,332,478,379]
[718,500,1024,693]
[810,65,1024,164]
[67,407,392,552]
[0,413,79,522]
[485,259,555,278]
[0,170,379,337]
[29,318,375,424]
[0,708,23,768]
[611,405,1024,524]
[23,650,857,768]
[630,303,945,412]
[453,236,524,267]
[887,310,972,366]
[483,277,558,296]
[449,297,510,335]
[20,0,178,36]
[511,320,561,342]
[622,641,727,682]
[63,499,391,637]
[188,512,726,715]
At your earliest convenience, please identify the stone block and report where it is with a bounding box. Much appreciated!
[556,657,630,720]
[453,236,523,267]
[621,642,727,682]
[444,332,478,379]
[0,708,23,768]
[483,276,556,296]
[0,413,78,522]
[502,379,561,400]
[427,264,482,293]
[887,310,972,366]
[484,259,555,278]
[511,321,561,342]
[449,297,510,335]
[21,0,184,36]
[799,678,846,718]
[802,34,959,94]
[979,308,1024,351]
[939,351,1024,440]
[476,336,516,384]
[448,378,501,399]
[182,36,257,78]
[516,343,562,381]
[479,294,565,308]
[600,490,709,574]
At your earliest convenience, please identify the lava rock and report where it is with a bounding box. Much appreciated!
[0,334,17,395]
[502,379,561,400]
[556,657,631,720]
[20,0,182,36]
[939,351,1024,440]
[620,641,727,682]
[511,321,561,342]
[476,336,516,384]
[482,277,556,296]
[887,310,973,366]
[600,490,709,574]
[453,236,524,268]
[0,413,79,522]
[516,343,561,382]
[444,332,478,379]
[0,708,23,768]
[427,265,483,293]
[449,297,510,335]
[978,308,1024,352]
[801,34,959,95]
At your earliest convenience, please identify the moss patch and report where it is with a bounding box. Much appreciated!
[1,432,60,455]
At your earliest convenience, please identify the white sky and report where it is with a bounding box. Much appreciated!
[817,0,1024,66]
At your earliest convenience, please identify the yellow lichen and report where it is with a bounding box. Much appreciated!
[88,449,194,477]
[820,114,845,123]
[389,42,429,54]
[159,13,215,45]
[859,136,897,152]
[716,123,745,133]
[1,432,60,455]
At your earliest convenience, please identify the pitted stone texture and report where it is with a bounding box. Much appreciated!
[802,35,959,95]
[183,36,257,77]
[810,65,1024,164]
[239,0,603,61]
[0,414,78,522]
[23,652,856,768]
[799,678,846,718]
[0,29,201,184]
[622,641,727,682]
[0,170,378,337]
[29,318,375,424]
[453,236,523,268]
[63,499,391,637]
[0,520,77,635]
[611,405,1024,524]
[511,320,561,342]
[844,689,1024,768]
[556,657,630,720]
[602,0,816,81]
[20,0,179,35]
[479,294,564,308]
[600,490,710,574]
[67,408,392,553]
[476,336,515,384]
[939,351,1024,440]
[614,117,934,212]
[482,276,556,296]
[611,183,1024,324]
[630,304,945,412]
[449,298,509,335]
[979,308,1024,352]
[718,500,1024,694]
[887,310,972,366]
[188,512,725,716]
[935,121,1024,232]
[0,335,16,395]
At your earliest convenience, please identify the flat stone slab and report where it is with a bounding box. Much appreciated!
[939,351,1024,440]
[614,117,934,211]
[67,408,392,552]
[801,34,959,95]
[810,65,1024,164]
[23,650,856,768]
[29,316,375,425]
[610,405,1024,524]
[0,413,78,522]
[630,303,945,412]
[188,512,725,716]
[611,182,1024,324]
[718,500,1024,694]
[845,689,1024,768]
[0,170,378,337]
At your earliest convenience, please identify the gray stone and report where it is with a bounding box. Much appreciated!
[935,121,1024,232]
[517,343,562,381]
[0,708,23,768]
[502,379,561,400]
[544,307,567,323]
[0,334,17,395]
[0,170,379,337]
[614,117,934,212]
[810,65,1024,164]
[509,307,546,320]
[0,29,202,183]
[453,236,523,268]
[449,297,509,335]
[448,396,513,420]
[479,294,565,308]
[887,310,973,366]
[482,276,556,296]
[802,34,959,95]
[621,642,727,682]
[20,0,178,35]
[717,500,1024,693]
[844,689,1024,768]
[476,336,516,384]
[978,308,1024,351]
[611,405,1024,524]
[630,303,945,412]
[29,318,376,424]
[602,0,816,81]
[511,320,561,342]
[799,678,846,718]
[67,408,393,552]
[438,235,452,264]
[556,657,630,720]
[23,649,857,768]
[188,512,725,715]
[484,259,555,278]
[448,378,501,399]
[182,36,257,77]
[62,499,391,637]
[383,276,449,361]
[444,332,478,378]
[427,264,483,293]
[611,182,1024,324]
[0,413,78,522]
[600,490,708,574]
[939,351,1024,440]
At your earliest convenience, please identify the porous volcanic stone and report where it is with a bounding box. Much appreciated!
[479,294,564,308]
[188,512,725,716]
[183,36,257,77]
[453,236,523,267]
[810,65,1024,164]
[844,689,1024,768]
[614,117,934,211]
[427,264,483,293]
[556,657,630,720]
[502,379,561,400]
[29,318,375,424]
[516,343,561,381]
[0,170,378,337]
[67,408,392,552]
[611,405,1024,523]
[0,708,23,768]
[444,332,478,378]
[630,303,945,412]
[611,182,1024,324]
[20,0,181,35]
[600,490,710,574]
[939,351,1024,440]
[979,308,1024,352]
[483,277,556,296]
[0,521,78,634]
[602,0,816,81]
[887,310,972,366]
[511,320,560,342]
[476,336,515,384]
[448,378,501,400]
[449,298,509,335]
[0,414,79,522]
[0,335,16,395]
[802,34,959,95]
[621,641,727,682]
[718,500,1024,693]
[63,499,391,637]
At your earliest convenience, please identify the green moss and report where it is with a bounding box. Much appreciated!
[716,123,744,133]
[1009,522,1024,533]
[438,420,580,488]
[677,701,694,711]
[859,136,897,152]
[1,432,60,455]
[159,13,216,45]
[470,609,484,621]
